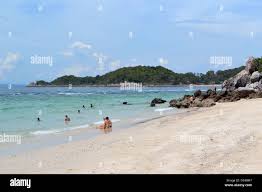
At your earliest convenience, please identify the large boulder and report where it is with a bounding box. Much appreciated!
[191,98,203,107]
[151,98,166,106]
[206,89,217,98]
[169,96,193,108]
[201,98,216,107]
[236,87,256,98]
[194,90,202,97]
[250,71,262,83]
[169,99,177,107]
[169,100,189,108]
[245,56,257,74]
[222,70,250,91]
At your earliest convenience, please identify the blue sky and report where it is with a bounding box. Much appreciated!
[1,0,262,84]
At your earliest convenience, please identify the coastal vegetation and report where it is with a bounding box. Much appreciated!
[29,65,247,86]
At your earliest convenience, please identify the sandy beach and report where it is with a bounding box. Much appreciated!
[0,98,262,174]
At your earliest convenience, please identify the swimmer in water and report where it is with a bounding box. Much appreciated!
[37,117,41,121]
[90,104,93,108]
[65,115,71,122]
[78,110,80,113]
[82,105,85,109]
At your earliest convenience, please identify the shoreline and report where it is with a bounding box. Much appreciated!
[25,84,222,88]
[0,108,185,157]
[0,98,261,173]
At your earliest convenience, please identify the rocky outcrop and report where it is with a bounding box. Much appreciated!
[245,56,257,74]
[222,70,250,91]
[169,56,262,109]
[150,98,166,107]
[221,57,260,91]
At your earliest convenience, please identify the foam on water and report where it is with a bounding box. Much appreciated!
[154,107,173,112]
[58,92,94,95]
[31,123,89,135]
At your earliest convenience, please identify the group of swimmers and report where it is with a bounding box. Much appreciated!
[37,103,113,131]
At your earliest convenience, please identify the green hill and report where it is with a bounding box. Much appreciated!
[30,65,245,86]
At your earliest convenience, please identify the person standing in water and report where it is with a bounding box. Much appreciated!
[82,105,85,109]
[90,104,93,108]
[37,117,41,122]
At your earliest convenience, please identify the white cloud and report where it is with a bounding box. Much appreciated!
[58,64,89,77]
[0,52,20,79]
[71,41,92,49]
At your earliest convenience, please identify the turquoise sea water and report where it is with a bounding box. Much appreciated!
[0,85,218,137]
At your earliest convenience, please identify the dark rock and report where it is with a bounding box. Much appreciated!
[169,99,177,107]
[123,102,128,105]
[194,90,202,97]
[201,99,216,107]
[191,98,203,107]
[218,90,227,97]
[206,89,217,98]
[151,98,166,105]
[199,92,209,101]
[169,96,193,108]
[235,72,250,88]
[214,95,222,102]
[150,103,156,107]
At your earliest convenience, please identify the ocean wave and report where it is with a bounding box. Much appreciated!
[30,129,61,135]
[12,92,22,95]
[57,92,94,95]
[30,123,89,135]
[184,89,195,92]
[154,108,173,112]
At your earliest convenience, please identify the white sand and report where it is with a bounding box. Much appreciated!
[0,98,262,174]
